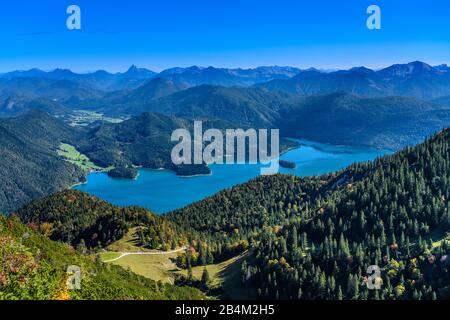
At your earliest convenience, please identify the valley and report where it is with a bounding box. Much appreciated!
[67,110,126,127]
[6,127,450,300]
[58,143,108,172]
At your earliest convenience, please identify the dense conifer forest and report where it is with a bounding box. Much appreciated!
[167,129,450,299]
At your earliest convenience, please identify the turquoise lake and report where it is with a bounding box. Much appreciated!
[74,140,389,214]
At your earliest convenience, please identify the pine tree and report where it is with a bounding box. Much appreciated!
[201,267,210,286]
[441,204,450,228]
[337,286,343,300]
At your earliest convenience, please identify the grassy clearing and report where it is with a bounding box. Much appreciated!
[110,253,180,283]
[58,143,107,172]
[103,250,255,298]
[102,228,179,282]
[424,228,450,249]
[177,251,256,299]
[176,255,242,288]
[106,227,153,253]
[69,110,126,127]
[103,229,256,297]
[432,235,450,248]
[99,251,122,261]
[101,228,181,282]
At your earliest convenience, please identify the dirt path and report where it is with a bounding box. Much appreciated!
[103,246,187,263]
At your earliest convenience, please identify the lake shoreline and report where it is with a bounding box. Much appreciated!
[73,139,389,214]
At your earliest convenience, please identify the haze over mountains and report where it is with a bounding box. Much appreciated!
[279,92,450,149]
[0,65,300,91]
[434,95,450,107]
[2,61,450,117]
[1,61,449,96]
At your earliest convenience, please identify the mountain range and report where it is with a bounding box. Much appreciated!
[126,85,289,127]
[97,84,450,150]
[1,61,449,118]
[256,61,450,100]
[3,61,448,100]
[0,65,302,91]
[434,95,450,106]
[278,92,450,149]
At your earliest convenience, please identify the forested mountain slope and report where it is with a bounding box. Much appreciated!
[0,110,84,214]
[125,85,289,128]
[257,61,450,100]
[0,215,206,300]
[16,190,186,251]
[0,77,103,114]
[0,97,71,118]
[167,129,450,299]
[157,66,301,87]
[278,92,450,149]
[239,128,450,300]
[75,78,188,112]
[76,112,212,176]
[90,82,450,150]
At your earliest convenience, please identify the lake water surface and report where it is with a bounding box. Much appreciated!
[74,140,389,214]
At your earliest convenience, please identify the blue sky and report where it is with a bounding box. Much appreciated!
[0,0,449,72]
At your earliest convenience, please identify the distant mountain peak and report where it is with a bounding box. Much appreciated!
[379,61,434,78]
[186,66,204,72]
[92,69,112,75]
[408,61,433,70]
[124,65,155,76]
[52,68,75,74]
[125,65,140,73]
[435,64,450,72]
[303,67,322,73]
[291,68,323,79]
[349,66,374,73]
